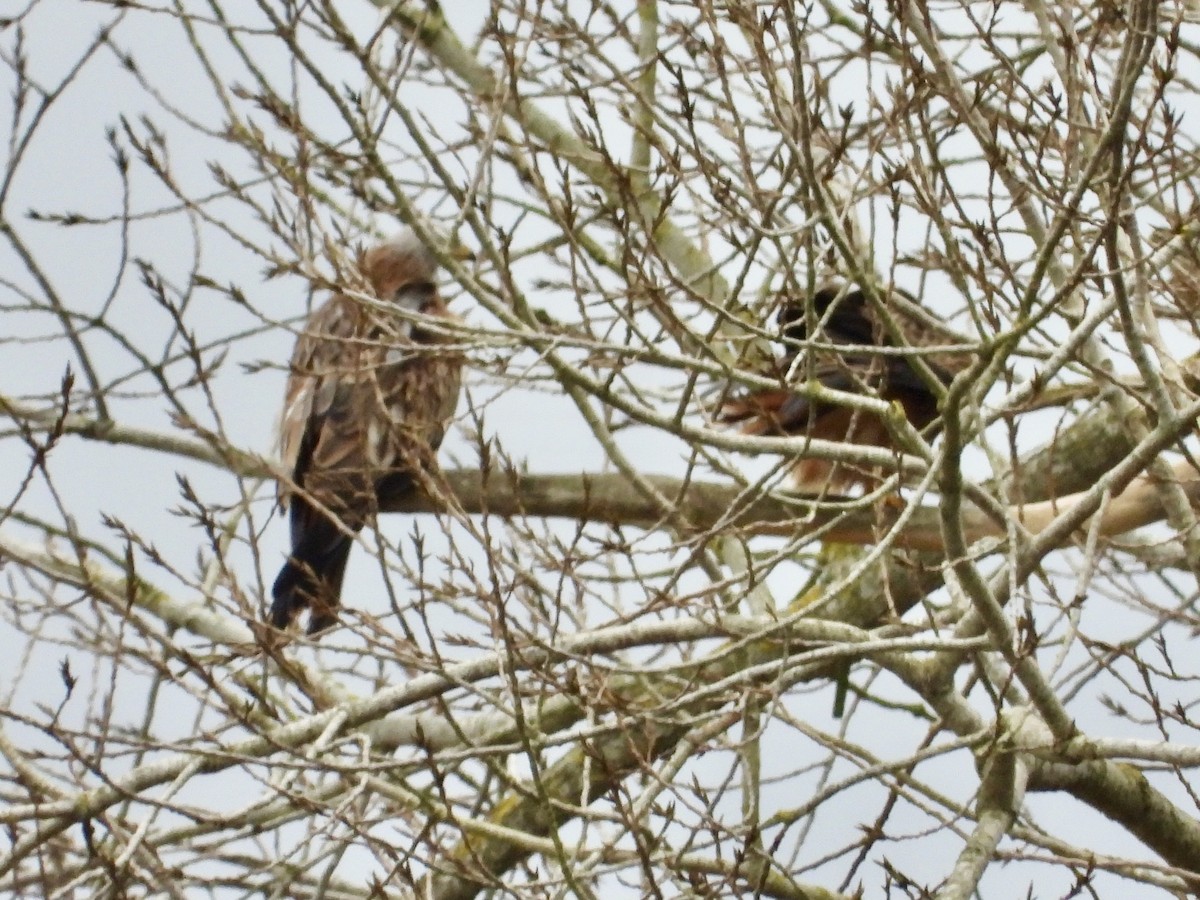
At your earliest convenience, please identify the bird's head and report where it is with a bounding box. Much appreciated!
[776,283,848,342]
[362,228,441,314]
[361,227,472,320]
[776,283,873,348]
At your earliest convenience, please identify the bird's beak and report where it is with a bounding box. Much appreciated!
[444,235,475,264]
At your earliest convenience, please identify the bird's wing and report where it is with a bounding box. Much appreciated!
[722,340,954,438]
[719,358,867,435]
[811,287,972,387]
[277,294,366,513]
[781,288,972,379]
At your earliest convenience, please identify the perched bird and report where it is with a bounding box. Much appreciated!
[271,230,463,635]
[720,283,969,492]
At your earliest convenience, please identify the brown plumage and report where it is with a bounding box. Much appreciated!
[720,284,969,492]
[271,230,463,634]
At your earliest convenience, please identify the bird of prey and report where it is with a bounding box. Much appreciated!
[720,283,969,492]
[271,230,463,635]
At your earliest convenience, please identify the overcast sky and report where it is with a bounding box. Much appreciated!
[3,2,1197,896]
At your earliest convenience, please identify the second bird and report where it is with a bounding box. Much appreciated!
[271,229,463,635]
[720,283,969,492]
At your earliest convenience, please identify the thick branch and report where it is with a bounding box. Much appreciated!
[393,458,1200,553]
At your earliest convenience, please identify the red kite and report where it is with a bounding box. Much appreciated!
[721,284,969,491]
[271,231,463,634]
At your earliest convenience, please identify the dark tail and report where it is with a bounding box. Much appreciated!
[270,507,354,635]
